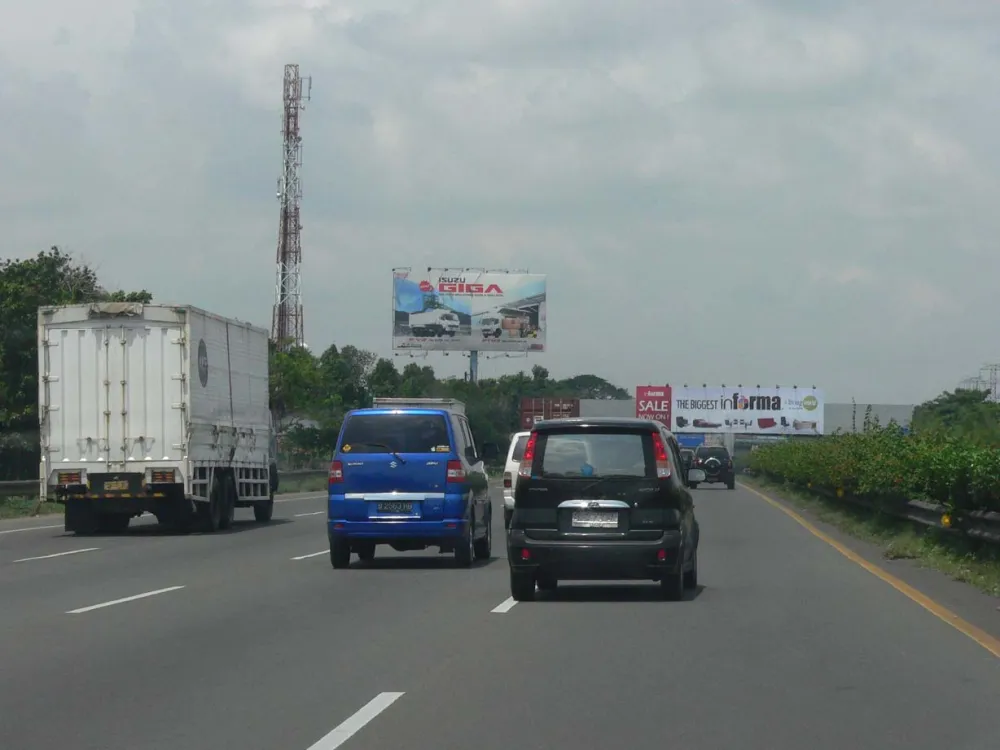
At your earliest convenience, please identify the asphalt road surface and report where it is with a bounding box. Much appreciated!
[2,484,999,750]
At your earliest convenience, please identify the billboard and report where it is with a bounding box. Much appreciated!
[392,269,547,352]
[635,386,671,424]
[671,386,825,435]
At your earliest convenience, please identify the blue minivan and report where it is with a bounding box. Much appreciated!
[328,400,500,568]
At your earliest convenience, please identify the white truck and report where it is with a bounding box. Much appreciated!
[408,309,460,337]
[38,302,278,535]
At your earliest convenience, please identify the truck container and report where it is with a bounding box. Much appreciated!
[518,397,581,430]
[371,397,465,415]
[38,302,277,535]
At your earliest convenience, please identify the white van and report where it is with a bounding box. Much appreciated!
[502,431,531,528]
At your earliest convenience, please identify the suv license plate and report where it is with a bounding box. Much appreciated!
[572,510,618,528]
[377,501,413,514]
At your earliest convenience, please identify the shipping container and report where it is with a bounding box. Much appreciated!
[38,302,276,535]
[518,397,581,430]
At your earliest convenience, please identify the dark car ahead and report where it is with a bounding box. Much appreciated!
[507,417,705,602]
[691,445,735,490]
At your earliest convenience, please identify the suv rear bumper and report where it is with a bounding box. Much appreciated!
[506,529,685,580]
[328,519,468,540]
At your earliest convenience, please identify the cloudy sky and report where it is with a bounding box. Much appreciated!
[2,0,999,404]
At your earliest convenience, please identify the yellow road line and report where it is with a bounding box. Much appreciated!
[739,481,1000,660]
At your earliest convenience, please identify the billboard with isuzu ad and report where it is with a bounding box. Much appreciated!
[392,268,547,352]
[635,385,825,435]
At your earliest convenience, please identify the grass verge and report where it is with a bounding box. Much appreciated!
[0,496,63,520]
[744,476,1000,598]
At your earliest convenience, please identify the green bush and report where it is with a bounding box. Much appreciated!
[749,424,1000,513]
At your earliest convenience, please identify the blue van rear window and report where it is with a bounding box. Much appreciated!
[340,413,451,454]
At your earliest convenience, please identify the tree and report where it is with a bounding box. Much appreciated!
[0,247,153,479]
[911,388,1000,447]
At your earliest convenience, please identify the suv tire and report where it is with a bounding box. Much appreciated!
[660,553,685,601]
[684,547,698,589]
[473,507,492,560]
[330,538,351,569]
[455,521,475,568]
[510,569,536,601]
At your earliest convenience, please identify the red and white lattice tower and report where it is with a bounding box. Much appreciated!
[271,64,312,350]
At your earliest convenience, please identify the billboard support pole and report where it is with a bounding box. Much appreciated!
[469,350,479,384]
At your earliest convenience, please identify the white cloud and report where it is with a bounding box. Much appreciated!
[2,0,1000,403]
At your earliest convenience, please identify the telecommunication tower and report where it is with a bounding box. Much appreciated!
[271,64,312,350]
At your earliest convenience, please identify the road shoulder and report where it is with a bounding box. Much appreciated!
[739,479,1000,648]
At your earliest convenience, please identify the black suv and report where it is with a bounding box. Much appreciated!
[691,445,735,490]
[507,417,704,601]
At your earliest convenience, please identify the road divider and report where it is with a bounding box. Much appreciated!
[294,511,325,517]
[0,523,64,536]
[304,691,405,750]
[66,585,186,614]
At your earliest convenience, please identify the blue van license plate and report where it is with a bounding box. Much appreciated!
[377,501,414,514]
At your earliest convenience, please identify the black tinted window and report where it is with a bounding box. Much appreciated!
[537,430,652,478]
[340,414,451,454]
[510,435,529,461]
[695,446,729,459]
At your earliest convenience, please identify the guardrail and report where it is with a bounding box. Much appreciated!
[0,469,330,499]
[745,471,1000,545]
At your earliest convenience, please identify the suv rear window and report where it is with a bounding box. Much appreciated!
[510,435,529,461]
[695,446,729,460]
[537,430,653,478]
[340,413,451,454]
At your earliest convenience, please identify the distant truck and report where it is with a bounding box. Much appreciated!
[38,302,278,535]
[408,310,460,337]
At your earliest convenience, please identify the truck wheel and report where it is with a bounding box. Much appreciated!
[218,474,236,530]
[198,476,224,532]
[254,496,275,522]
[97,514,130,534]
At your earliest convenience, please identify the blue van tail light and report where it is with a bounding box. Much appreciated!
[517,432,538,479]
[446,460,466,482]
[650,433,672,479]
[329,460,344,484]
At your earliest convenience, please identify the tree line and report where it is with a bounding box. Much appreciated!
[0,248,630,478]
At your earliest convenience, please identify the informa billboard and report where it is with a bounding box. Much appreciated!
[635,386,672,424]
[671,386,825,435]
[392,269,547,352]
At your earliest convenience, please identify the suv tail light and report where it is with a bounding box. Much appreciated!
[503,472,512,489]
[650,433,672,479]
[329,460,344,484]
[447,460,466,482]
[517,432,538,479]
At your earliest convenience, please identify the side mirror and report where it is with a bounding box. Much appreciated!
[481,442,500,461]
[687,468,706,487]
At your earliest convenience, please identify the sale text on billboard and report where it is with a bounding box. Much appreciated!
[393,269,547,353]
[635,385,825,435]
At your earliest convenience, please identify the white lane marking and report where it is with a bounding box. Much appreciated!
[67,585,185,614]
[491,597,518,614]
[291,550,327,560]
[276,493,327,504]
[305,692,405,750]
[295,511,325,517]
[14,547,99,563]
[0,524,65,536]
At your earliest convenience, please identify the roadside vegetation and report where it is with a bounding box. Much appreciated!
[747,394,1000,596]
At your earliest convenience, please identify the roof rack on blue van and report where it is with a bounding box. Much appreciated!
[370,397,465,414]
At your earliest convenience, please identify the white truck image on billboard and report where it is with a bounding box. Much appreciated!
[38,302,278,535]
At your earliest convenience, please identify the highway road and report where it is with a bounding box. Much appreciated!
[1,483,999,750]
